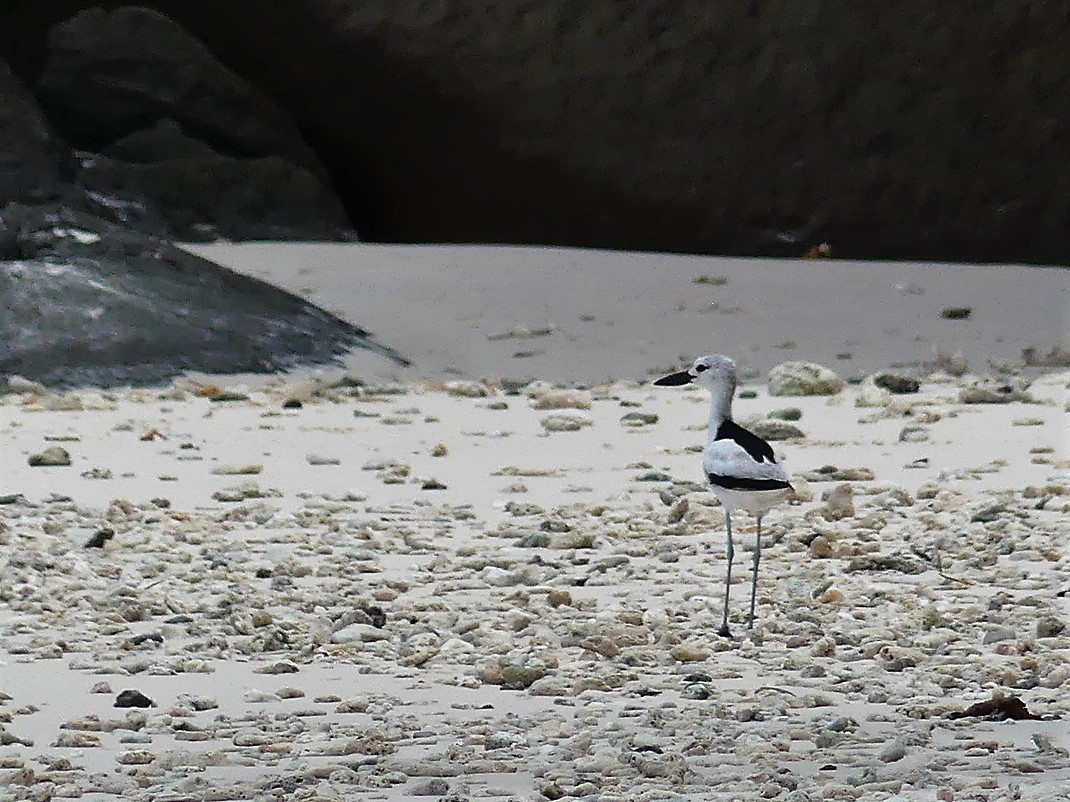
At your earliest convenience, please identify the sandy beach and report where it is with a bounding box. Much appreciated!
[183,243,1069,385]
[2,245,1069,801]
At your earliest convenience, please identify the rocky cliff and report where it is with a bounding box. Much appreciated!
[4,0,1067,262]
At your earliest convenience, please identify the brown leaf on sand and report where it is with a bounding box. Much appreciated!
[947,696,1057,721]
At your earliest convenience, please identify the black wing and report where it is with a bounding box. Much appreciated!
[714,420,776,464]
[707,473,792,491]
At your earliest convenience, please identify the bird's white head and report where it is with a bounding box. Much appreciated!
[654,353,737,391]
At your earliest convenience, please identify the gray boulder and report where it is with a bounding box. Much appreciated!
[0,204,405,388]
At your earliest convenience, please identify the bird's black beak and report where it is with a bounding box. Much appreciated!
[653,370,694,386]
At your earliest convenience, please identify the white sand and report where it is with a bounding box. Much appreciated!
[184,242,1069,385]
[1,245,1069,801]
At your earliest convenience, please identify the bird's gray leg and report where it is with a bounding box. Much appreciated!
[718,512,733,637]
[748,514,763,629]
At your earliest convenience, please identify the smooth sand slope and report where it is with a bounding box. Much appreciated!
[185,242,1068,385]
[1,245,1068,801]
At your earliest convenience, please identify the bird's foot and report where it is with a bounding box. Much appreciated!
[717,623,732,638]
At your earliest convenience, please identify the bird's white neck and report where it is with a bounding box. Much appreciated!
[707,380,734,435]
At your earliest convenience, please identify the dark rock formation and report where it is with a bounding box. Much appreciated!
[76,150,354,241]
[1,46,387,389]
[0,60,75,208]
[41,7,353,241]
[2,1,1069,262]
[103,119,219,163]
[3,6,353,242]
[36,7,325,173]
[0,205,406,388]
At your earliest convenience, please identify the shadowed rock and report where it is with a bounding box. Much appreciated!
[34,6,352,241]
[0,60,75,207]
[0,205,407,388]
[76,150,355,242]
[5,2,1069,261]
[37,7,323,171]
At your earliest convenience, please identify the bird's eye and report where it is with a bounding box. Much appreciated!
[695,364,708,372]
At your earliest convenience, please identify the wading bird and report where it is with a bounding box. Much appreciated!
[655,354,793,636]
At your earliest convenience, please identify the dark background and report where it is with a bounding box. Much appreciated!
[3,0,1069,263]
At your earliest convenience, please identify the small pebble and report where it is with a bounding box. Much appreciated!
[541,412,592,432]
[873,372,921,393]
[621,411,659,426]
[899,425,929,443]
[767,407,802,421]
[114,690,154,709]
[809,535,834,559]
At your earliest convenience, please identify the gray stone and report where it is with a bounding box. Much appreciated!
[898,425,929,443]
[748,419,805,440]
[767,407,802,421]
[846,553,927,575]
[444,380,492,397]
[500,662,549,690]
[4,375,48,394]
[959,379,1032,404]
[800,465,876,482]
[982,627,1017,645]
[28,446,71,467]
[332,624,388,644]
[540,412,592,432]
[1035,616,1066,639]
[878,737,907,763]
[411,778,450,796]
[621,411,659,426]
[874,372,921,394]
[0,206,407,388]
[768,362,846,396]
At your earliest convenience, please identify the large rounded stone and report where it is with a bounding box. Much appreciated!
[768,362,846,396]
